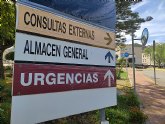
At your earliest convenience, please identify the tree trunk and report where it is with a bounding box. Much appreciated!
[0,46,5,79]
[158,60,161,68]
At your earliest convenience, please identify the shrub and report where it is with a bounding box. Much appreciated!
[0,102,11,124]
[106,89,147,124]
[0,80,12,103]
[4,66,12,71]
[106,108,129,124]
[129,107,148,124]
[5,73,12,78]
[118,90,140,108]
[5,52,14,61]
[4,66,13,78]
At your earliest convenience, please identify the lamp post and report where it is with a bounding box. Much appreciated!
[131,16,153,93]
[131,28,149,93]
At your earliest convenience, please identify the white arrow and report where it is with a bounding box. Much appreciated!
[104,70,114,86]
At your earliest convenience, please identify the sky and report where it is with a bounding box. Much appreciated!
[125,0,165,45]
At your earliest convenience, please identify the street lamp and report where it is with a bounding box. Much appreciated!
[131,16,153,93]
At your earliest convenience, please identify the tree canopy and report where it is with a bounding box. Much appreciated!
[116,0,146,44]
[0,0,15,46]
[0,0,15,79]
[144,43,165,67]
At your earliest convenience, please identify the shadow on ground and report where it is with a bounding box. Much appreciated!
[136,83,165,124]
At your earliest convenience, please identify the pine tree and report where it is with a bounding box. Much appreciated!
[116,0,145,45]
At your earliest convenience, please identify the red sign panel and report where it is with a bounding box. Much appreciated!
[13,63,116,96]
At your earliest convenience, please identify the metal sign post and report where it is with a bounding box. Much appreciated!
[153,40,156,85]
[100,109,109,124]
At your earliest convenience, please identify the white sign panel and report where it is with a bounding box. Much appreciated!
[11,88,117,124]
[15,33,115,66]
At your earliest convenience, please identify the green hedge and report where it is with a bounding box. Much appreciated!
[106,89,147,124]
[0,80,12,124]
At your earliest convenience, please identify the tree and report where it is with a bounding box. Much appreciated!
[144,43,165,67]
[155,43,165,67]
[0,0,15,79]
[116,0,146,45]
[116,58,126,79]
[5,51,14,60]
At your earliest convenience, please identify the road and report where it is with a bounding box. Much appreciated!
[141,68,165,87]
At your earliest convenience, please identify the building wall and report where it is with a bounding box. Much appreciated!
[142,53,154,65]
[116,45,142,65]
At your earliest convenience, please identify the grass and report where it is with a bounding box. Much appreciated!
[120,70,128,80]
[117,80,131,90]
[117,70,131,90]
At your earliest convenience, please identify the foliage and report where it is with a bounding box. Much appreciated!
[0,0,15,79]
[5,51,14,60]
[144,43,165,67]
[106,108,129,124]
[117,90,140,108]
[116,0,146,45]
[4,66,12,72]
[0,80,11,124]
[0,102,11,124]
[129,106,148,124]
[0,0,15,44]
[0,80,12,103]
[120,71,128,80]
[155,43,165,66]
[116,58,126,79]
[106,89,147,124]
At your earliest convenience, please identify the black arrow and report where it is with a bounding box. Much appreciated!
[105,51,114,63]
[104,32,112,45]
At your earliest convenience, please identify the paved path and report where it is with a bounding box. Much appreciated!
[127,68,165,124]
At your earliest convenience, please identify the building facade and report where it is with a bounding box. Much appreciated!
[142,53,153,65]
[116,44,142,65]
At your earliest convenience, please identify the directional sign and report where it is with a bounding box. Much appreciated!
[11,63,116,124]
[124,52,129,57]
[11,2,117,124]
[105,51,114,63]
[104,33,112,45]
[13,63,116,96]
[15,33,116,66]
[16,3,115,49]
[104,70,115,87]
